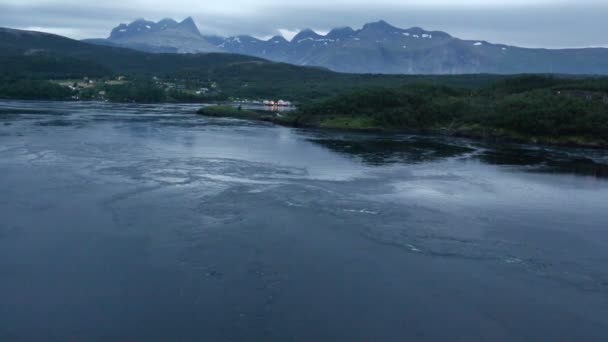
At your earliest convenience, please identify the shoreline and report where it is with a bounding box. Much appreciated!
[2,99,605,150]
[196,106,608,150]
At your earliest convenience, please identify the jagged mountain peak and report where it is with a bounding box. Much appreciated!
[292,29,323,42]
[90,17,608,75]
[326,27,355,40]
[175,17,201,36]
[109,17,201,40]
[105,17,217,53]
[109,19,153,39]
[362,20,397,31]
[268,35,288,43]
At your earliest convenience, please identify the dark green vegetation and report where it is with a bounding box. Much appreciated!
[288,76,608,147]
[0,79,73,100]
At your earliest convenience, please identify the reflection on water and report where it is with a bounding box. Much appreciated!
[307,132,608,179]
[308,136,475,165]
[477,145,608,178]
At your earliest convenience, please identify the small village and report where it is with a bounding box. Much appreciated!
[233,99,293,108]
[52,76,295,107]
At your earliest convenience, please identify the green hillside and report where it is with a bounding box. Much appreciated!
[0,27,506,102]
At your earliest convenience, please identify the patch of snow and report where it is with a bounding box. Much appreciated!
[354,38,360,41]
[145,25,151,29]
[297,37,314,43]
[422,34,432,39]
[474,42,483,46]
[502,47,507,50]
[402,32,410,36]
[119,29,127,32]
[413,34,420,38]
[403,45,407,48]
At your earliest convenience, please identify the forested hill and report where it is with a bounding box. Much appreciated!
[0,27,506,101]
[288,76,608,147]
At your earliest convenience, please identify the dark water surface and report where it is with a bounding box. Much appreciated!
[1,101,608,341]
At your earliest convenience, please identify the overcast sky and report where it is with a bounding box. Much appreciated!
[1,0,607,48]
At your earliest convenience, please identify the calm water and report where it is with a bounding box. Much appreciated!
[1,100,608,341]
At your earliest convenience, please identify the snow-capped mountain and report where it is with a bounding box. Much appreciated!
[85,19,608,75]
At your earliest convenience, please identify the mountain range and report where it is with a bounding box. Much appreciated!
[9,26,501,102]
[83,18,608,75]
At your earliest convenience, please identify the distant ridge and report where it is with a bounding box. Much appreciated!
[86,17,218,53]
[84,18,608,75]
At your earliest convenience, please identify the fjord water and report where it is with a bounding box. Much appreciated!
[1,101,608,341]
